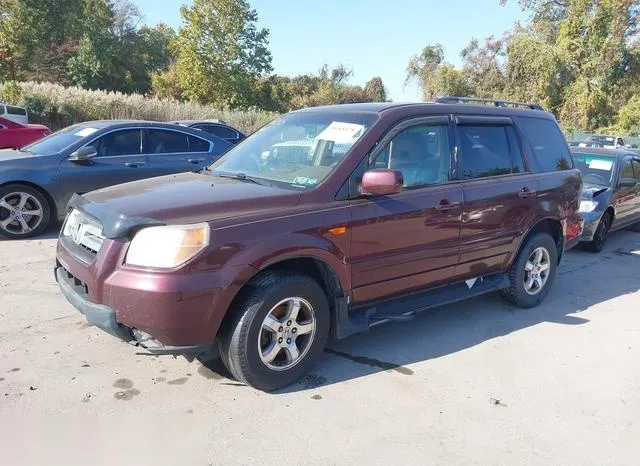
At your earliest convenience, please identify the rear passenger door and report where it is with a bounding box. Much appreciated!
[452,116,540,279]
[143,128,213,177]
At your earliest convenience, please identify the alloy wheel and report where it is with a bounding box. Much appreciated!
[258,297,316,371]
[0,192,44,236]
[523,246,551,296]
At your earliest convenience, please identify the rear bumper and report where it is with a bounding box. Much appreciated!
[563,212,584,251]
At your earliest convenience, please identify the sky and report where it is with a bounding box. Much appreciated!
[131,0,528,102]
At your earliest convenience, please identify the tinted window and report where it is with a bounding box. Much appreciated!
[506,126,526,173]
[633,160,640,181]
[145,129,189,154]
[188,135,210,152]
[457,125,511,179]
[372,123,450,189]
[617,138,625,146]
[208,125,238,139]
[517,117,573,172]
[621,159,635,179]
[7,105,27,116]
[89,129,141,156]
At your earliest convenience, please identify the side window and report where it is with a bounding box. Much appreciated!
[457,125,512,179]
[209,125,238,140]
[617,138,625,147]
[88,129,141,156]
[516,117,573,172]
[506,126,526,173]
[621,159,635,179]
[188,135,211,152]
[620,159,635,180]
[371,123,450,189]
[7,106,27,116]
[145,129,189,154]
[633,160,640,181]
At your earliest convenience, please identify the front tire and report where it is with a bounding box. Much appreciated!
[218,271,330,391]
[502,232,558,308]
[583,213,611,253]
[0,184,51,239]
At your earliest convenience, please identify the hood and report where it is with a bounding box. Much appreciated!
[582,183,610,200]
[0,148,32,162]
[83,171,302,226]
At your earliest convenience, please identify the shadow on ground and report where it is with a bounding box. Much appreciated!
[202,231,640,392]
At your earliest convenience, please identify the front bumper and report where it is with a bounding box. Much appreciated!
[578,210,604,243]
[56,266,215,356]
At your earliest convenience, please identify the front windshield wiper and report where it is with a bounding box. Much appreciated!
[212,171,263,185]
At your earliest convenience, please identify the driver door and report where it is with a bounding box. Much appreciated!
[57,128,147,207]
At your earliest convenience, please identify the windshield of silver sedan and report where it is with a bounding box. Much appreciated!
[209,112,377,189]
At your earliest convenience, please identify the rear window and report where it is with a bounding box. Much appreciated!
[516,117,573,172]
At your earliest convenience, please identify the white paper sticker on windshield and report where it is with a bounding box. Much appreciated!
[315,122,364,144]
[74,127,98,137]
[589,159,613,170]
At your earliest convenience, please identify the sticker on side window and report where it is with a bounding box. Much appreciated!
[74,127,98,137]
[315,122,364,144]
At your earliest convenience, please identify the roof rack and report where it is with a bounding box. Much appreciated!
[435,96,544,111]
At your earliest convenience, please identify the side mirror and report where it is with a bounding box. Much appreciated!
[618,179,637,189]
[360,169,403,196]
[68,146,97,162]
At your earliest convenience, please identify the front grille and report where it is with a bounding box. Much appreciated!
[61,209,105,261]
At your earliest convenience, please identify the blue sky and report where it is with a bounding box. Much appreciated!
[131,0,527,101]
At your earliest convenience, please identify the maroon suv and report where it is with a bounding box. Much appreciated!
[55,98,583,391]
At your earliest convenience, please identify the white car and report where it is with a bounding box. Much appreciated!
[0,103,28,125]
[586,134,629,150]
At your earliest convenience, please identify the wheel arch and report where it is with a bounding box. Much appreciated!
[510,218,564,267]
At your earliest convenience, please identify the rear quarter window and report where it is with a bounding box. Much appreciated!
[7,105,27,116]
[516,116,573,173]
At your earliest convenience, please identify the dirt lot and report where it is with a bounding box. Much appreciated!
[1,228,639,466]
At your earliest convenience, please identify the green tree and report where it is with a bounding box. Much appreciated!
[170,0,272,108]
[364,77,387,102]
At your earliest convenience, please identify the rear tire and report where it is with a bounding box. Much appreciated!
[583,212,611,253]
[0,184,51,239]
[501,232,558,308]
[218,271,330,392]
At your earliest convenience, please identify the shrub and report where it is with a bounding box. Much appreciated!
[0,81,277,133]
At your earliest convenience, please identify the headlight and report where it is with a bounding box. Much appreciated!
[62,209,81,236]
[126,223,210,268]
[578,200,598,213]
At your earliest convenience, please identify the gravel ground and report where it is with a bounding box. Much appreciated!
[1,228,639,466]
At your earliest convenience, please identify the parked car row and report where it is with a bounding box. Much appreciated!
[2,97,639,391]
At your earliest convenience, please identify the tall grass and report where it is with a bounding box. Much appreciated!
[0,81,277,133]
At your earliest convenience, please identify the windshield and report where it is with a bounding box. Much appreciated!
[210,112,377,189]
[22,124,98,154]
[587,135,615,146]
[573,152,616,186]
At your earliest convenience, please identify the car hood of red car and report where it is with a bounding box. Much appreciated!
[82,171,303,227]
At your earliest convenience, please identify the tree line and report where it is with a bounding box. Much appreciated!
[0,0,386,113]
[406,0,640,133]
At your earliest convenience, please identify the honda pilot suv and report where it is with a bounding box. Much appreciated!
[55,98,583,391]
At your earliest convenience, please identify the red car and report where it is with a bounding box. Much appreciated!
[0,117,51,149]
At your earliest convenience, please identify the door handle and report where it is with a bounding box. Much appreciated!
[125,162,145,168]
[518,187,537,198]
[188,158,205,164]
[435,200,461,211]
